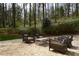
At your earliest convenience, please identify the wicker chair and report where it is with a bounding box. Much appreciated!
[49,38,68,53]
[22,33,35,43]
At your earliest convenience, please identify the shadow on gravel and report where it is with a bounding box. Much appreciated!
[65,46,79,56]
[66,51,79,56]
[50,49,79,56]
[35,40,49,47]
[70,46,79,50]
[37,43,49,47]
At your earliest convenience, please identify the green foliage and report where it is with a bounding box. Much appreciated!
[16,4,22,21]
[59,6,64,17]
[42,18,52,34]
[56,23,75,34]
[0,28,7,33]
[51,20,79,35]
[0,28,20,34]
[42,18,51,28]
[7,28,20,34]
[26,27,41,35]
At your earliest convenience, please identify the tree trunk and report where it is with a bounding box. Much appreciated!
[72,3,73,17]
[55,3,57,23]
[12,3,16,28]
[5,3,7,27]
[42,3,45,20]
[2,3,5,28]
[38,3,41,21]
[23,3,27,27]
[67,3,70,17]
[47,3,49,18]
[75,3,78,16]
[29,3,31,27]
[33,3,36,34]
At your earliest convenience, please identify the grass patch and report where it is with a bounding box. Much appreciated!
[0,34,20,41]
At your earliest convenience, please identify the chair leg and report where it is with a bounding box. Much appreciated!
[49,45,51,51]
[33,37,35,42]
[49,48,50,51]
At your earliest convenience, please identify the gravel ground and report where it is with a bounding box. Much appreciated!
[0,35,79,56]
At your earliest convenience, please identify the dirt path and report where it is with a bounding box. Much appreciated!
[0,35,79,56]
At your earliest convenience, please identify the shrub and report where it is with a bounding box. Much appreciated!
[57,23,75,34]
[42,18,52,34]
[7,28,19,34]
[26,27,41,35]
[51,20,79,35]
[0,28,7,33]
[0,28,20,35]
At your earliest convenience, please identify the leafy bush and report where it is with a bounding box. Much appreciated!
[70,20,79,34]
[7,28,20,34]
[0,28,20,35]
[42,18,51,28]
[26,27,41,35]
[0,28,7,33]
[51,20,79,35]
[57,23,75,34]
[42,18,52,34]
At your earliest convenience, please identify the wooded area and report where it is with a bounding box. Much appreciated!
[0,3,79,40]
[0,3,78,26]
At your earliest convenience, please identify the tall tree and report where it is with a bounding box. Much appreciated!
[59,6,64,17]
[8,3,12,27]
[42,3,45,20]
[12,3,16,28]
[75,3,78,16]
[2,3,5,27]
[63,3,67,17]
[23,3,27,27]
[55,3,60,19]
[38,3,41,20]
[67,3,70,17]
[33,3,36,33]
[47,3,50,18]
[29,3,31,27]
[54,3,57,23]
[0,3,3,27]
[44,3,47,17]
[50,3,54,19]
[0,4,2,27]
[72,3,73,16]
[4,3,8,27]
